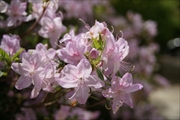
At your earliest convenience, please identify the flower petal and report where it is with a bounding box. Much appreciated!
[15,76,32,90]
[86,75,104,88]
[102,88,116,98]
[30,86,41,98]
[122,84,143,93]
[121,73,133,84]
[77,59,92,78]
[122,93,133,108]
[70,84,89,104]
[112,95,123,114]
[56,76,78,88]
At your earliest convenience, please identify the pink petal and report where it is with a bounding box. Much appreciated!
[30,86,41,98]
[112,95,123,114]
[71,84,90,104]
[56,77,78,88]
[102,88,116,98]
[32,74,42,89]
[122,84,143,93]
[122,93,133,108]
[15,76,32,90]
[77,59,92,78]
[121,73,133,84]
[11,63,23,75]
[86,75,104,88]
[111,76,120,92]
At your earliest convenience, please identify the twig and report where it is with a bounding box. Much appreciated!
[21,2,49,39]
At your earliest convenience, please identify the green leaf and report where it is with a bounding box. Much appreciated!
[11,48,24,61]
[0,71,4,77]
[91,56,101,66]
[96,67,104,81]
[0,71,7,77]
[92,33,105,51]
[0,48,11,63]
[115,71,122,78]
[105,99,111,110]
[89,95,100,101]
[92,38,101,50]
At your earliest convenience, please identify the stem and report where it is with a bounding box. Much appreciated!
[21,2,49,39]
[86,99,106,109]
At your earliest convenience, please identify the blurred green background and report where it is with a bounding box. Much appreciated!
[111,0,179,53]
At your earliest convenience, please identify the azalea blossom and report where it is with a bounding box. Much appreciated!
[6,0,27,26]
[102,73,143,114]
[11,51,57,98]
[0,0,8,13]
[56,59,104,104]
[102,37,129,75]
[38,17,66,48]
[0,34,21,56]
[57,32,88,65]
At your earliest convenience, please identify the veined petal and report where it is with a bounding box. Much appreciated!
[86,75,104,88]
[122,84,143,93]
[71,84,90,104]
[122,93,133,108]
[32,74,42,90]
[102,88,116,98]
[30,86,41,98]
[77,59,92,78]
[15,76,32,90]
[56,77,78,88]
[62,64,78,79]
[111,76,120,92]
[11,63,23,75]
[121,73,133,84]
[112,95,123,114]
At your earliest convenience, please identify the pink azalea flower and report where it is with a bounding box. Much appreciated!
[102,73,143,114]
[54,105,70,120]
[86,20,107,39]
[15,108,37,120]
[11,51,57,98]
[102,37,129,75]
[35,43,56,60]
[56,59,104,104]
[0,34,20,56]
[0,0,8,13]
[38,17,66,48]
[26,1,58,22]
[57,33,88,65]
[6,0,27,26]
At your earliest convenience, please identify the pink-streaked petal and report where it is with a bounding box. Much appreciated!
[86,75,104,88]
[56,77,78,88]
[77,59,92,78]
[112,95,123,114]
[62,64,78,79]
[111,76,121,92]
[35,43,46,51]
[122,84,143,93]
[102,88,116,98]
[30,86,41,98]
[70,84,90,104]
[15,76,32,90]
[11,63,23,75]
[115,38,129,60]
[122,93,133,108]
[32,74,42,89]
[113,61,120,75]
[121,73,133,84]
[49,35,59,48]
[47,48,56,59]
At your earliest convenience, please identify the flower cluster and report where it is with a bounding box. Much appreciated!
[2,0,170,119]
[5,20,142,114]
